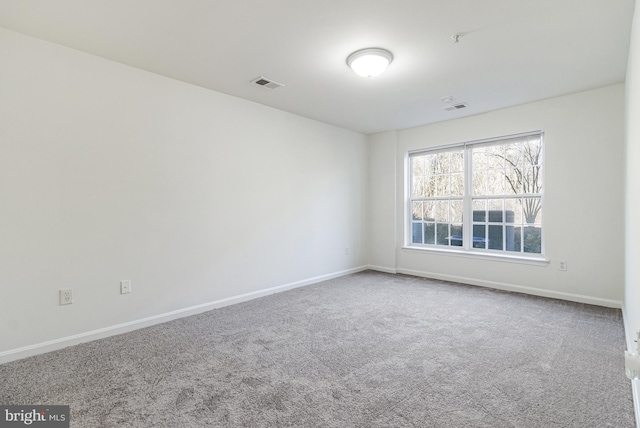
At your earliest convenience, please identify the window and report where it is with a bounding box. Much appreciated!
[408,131,543,257]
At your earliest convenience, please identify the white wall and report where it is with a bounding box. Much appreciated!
[626,7,640,406]
[0,27,368,357]
[626,0,640,343]
[625,0,640,414]
[367,131,397,272]
[369,85,626,305]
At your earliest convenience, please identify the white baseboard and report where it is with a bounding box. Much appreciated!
[0,265,368,365]
[622,307,640,428]
[395,267,623,309]
[367,265,398,274]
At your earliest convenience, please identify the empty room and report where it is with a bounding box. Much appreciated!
[2,0,640,426]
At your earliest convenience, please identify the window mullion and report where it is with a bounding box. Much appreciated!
[463,145,473,251]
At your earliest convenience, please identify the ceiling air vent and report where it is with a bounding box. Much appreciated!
[250,76,284,90]
[443,102,468,111]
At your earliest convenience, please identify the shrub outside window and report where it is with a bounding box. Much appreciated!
[408,132,543,256]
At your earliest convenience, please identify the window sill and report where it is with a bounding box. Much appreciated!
[401,246,550,266]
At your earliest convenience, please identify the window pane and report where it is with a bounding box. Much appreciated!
[508,226,522,252]
[488,210,502,223]
[473,225,486,248]
[472,149,487,170]
[504,207,515,223]
[425,175,436,198]
[450,200,463,223]
[488,199,503,222]
[505,198,522,224]
[451,173,464,196]
[505,167,521,195]
[523,138,543,192]
[412,202,423,221]
[437,174,450,196]
[524,166,542,194]
[505,225,516,251]
[450,224,463,246]
[437,152,450,173]
[523,226,542,253]
[488,199,501,209]
[524,138,543,166]
[436,223,449,245]
[412,176,425,198]
[424,223,435,244]
[412,223,423,244]
[488,225,503,250]
[425,154,438,174]
[435,200,448,222]
[486,170,504,195]
[423,201,436,221]
[522,198,542,224]
[486,145,504,168]
[450,151,464,172]
[473,199,486,222]
[473,171,486,195]
[505,143,522,168]
[412,156,425,176]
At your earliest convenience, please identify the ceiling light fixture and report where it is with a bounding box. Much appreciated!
[346,48,393,78]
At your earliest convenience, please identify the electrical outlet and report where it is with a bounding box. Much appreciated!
[59,289,73,305]
[559,261,567,271]
[120,280,131,294]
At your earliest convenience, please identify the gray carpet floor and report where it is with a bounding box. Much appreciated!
[0,271,635,427]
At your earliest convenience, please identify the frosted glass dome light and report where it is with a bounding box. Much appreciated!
[346,48,393,78]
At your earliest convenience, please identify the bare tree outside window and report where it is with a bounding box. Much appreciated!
[497,138,542,224]
[472,136,543,253]
[409,132,543,255]
[411,149,464,247]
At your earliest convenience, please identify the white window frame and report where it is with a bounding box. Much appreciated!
[404,131,546,264]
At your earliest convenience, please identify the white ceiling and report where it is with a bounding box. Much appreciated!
[0,0,635,134]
